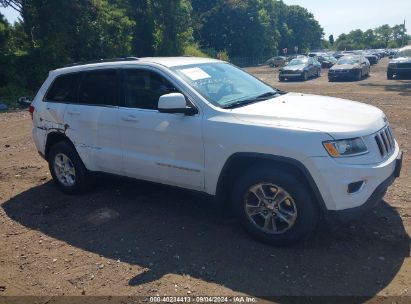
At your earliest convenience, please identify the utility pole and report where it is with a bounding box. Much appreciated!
[403,19,406,47]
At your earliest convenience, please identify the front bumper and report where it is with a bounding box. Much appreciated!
[387,67,411,77]
[327,151,402,222]
[280,72,303,78]
[304,144,402,217]
[328,69,360,79]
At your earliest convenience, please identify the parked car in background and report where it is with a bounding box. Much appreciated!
[317,55,337,68]
[279,56,321,81]
[18,97,32,108]
[266,56,287,67]
[363,52,379,65]
[387,45,411,79]
[328,55,370,81]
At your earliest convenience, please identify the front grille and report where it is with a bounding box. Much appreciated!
[283,70,300,74]
[374,126,395,157]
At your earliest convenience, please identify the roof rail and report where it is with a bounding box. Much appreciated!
[63,57,139,68]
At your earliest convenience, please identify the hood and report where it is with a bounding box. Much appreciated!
[390,57,411,64]
[230,93,386,139]
[283,64,306,71]
[330,63,360,70]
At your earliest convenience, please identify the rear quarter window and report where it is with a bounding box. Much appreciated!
[45,73,81,103]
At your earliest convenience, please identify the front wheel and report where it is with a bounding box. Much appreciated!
[357,70,362,81]
[317,68,321,77]
[48,141,90,194]
[302,72,308,81]
[231,166,319,245]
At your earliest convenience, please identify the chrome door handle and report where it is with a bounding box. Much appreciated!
[122,115,139,122]
[67,111,80,116]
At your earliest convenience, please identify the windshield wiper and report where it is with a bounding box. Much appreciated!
[222,91,279,109]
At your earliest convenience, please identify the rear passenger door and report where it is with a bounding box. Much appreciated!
[63,69,123,174]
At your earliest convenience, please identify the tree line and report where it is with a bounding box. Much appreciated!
[330,24,409,51]
[0,0,324,99]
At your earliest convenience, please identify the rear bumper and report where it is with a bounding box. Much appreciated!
[326,151,402,223]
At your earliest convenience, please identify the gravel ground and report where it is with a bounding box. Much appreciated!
[0,58,410,302]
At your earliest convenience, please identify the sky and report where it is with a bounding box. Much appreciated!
[1,1,410,39]
[282,0,410,38]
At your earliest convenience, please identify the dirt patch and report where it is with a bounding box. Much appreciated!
[0,58,410,300]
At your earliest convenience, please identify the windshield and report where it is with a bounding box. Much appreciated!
[337,57,360,65]
[172,63,277,108]
[395,49,411,58]
[288,59,307,66]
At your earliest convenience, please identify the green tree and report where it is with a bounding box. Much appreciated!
[153,0,193,56]
[127,0,156,56]
[283,5,323,52]
[374,24,392,47]
[329,34,334,46]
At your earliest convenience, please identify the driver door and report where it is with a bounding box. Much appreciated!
[118,68,205,190]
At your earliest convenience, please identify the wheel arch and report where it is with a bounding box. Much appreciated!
[45,131,75,160]
[215,153,327,214]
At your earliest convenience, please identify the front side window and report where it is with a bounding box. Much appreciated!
[78,70,118,106]
[172,63,278,108]
[124,69,177,110]
[45,73,81,103]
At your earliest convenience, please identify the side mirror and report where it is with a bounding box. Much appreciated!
[158,93,197,115]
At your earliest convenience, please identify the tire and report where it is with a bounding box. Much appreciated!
[387,72,394,80]
[48,141,90,194]
[317,68,321,77]
[279,76,285,82]
[357,70,362,81]
[231,166,319,245]
[302,72,308,81]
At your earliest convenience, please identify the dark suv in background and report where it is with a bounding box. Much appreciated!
[387,46,411,79]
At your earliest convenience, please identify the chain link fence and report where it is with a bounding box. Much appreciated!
[229,56,274,68]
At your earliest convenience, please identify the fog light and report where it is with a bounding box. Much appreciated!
[348,181,365,194]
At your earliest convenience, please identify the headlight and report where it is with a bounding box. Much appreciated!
[323,138,368,157]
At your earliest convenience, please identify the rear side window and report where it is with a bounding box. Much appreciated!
[45,73,81,103]
[78,70,119,106]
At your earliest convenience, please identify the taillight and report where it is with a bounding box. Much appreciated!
[29,105,35,120]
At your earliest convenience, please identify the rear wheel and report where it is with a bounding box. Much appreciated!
[231,166,319,245]
[48,141,90,194]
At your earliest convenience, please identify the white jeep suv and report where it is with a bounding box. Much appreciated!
[30,57,402,245]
